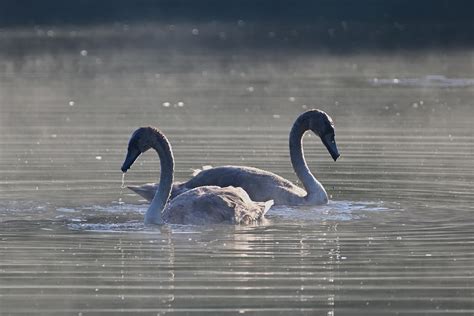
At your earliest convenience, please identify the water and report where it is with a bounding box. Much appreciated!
[1,25,474,315]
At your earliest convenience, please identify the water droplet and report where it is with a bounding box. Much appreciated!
[69,101,75,106]
[121,173,126,189]
[162,102,170,107]
[191,28,199,35]
[247,86,254,92]
[95,156,102,160]
[272,114,280,119]
[289,97,296,102]
[177,101,184,107]
[80,50,88,57]
[393,78,399,84]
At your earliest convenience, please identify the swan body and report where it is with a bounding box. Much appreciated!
[128,109,340,206]
[163,186,273,225]
[121,127,273,225]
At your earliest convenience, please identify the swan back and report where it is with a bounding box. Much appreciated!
[163,186,273,225]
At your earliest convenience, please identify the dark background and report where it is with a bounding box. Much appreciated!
[1,0,472,25]
[1,0,473,51]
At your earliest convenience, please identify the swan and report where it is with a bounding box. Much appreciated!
[128,109,340,206]
[121,127,273,225]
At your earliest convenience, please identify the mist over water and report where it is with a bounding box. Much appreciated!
[1,18,473,315]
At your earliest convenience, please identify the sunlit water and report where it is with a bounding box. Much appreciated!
[1,25,473,315]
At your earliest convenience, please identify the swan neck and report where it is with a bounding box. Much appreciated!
[289,118,326,201]
[145,133,174,224]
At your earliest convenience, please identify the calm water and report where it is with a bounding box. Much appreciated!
[1,25,474,315]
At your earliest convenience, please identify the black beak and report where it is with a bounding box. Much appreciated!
[321,134,340,161]
[121,147,141,173]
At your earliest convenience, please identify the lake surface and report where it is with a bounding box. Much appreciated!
[1,25,473,315]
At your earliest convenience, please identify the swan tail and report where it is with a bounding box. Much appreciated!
[127,184,158,202]
[240,199,273,224]
[262,199,274,216]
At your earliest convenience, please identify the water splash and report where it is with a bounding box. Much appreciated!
[268,200,393,222]
[68,221,145,232]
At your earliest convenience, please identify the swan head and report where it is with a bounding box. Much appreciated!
[121,127,157,172]
[305,109,340,161]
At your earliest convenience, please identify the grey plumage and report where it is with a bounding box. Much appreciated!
[121,127,272,225]
[128,109,340,206]
[163,186,273,225]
